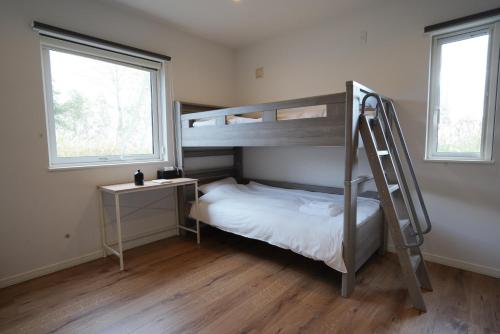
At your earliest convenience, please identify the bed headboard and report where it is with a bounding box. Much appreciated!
[182,147,242,184]
[176,144,243,226]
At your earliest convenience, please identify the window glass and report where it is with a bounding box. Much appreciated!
[50,50,154,158]
[436,33,489,154]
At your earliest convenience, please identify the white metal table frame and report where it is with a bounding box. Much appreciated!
[98,178,199,270]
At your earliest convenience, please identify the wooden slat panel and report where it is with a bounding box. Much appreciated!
[182,116,345,147]
[181,93,346,120]
[183,167,236,184]
[178,102,227,114]
[183,148,238,158]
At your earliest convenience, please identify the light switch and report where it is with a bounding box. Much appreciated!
[256,67,264,78]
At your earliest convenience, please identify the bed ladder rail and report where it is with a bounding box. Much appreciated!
[359,93,432,312]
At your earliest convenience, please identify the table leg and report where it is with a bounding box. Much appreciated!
[115,193,124,270]
[195,182,200,244]
[176,186,181,236]
[98,190,107,258]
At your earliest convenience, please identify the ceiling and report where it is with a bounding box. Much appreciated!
[106,0,372,48]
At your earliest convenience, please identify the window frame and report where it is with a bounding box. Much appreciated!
[40,36,171,169]
[426,21,500,162]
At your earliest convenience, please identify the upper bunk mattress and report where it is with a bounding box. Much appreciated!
[189,181,380,273]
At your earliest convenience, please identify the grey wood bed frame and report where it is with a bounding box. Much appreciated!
[174,81,387,297]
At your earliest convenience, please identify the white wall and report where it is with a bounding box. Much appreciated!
[0,0,235,286]
[1,0,499,287]
[236,0,500,277]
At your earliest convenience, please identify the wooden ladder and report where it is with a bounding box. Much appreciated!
[358,94,433,312]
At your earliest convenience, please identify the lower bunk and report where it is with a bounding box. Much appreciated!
[185,176,385,276]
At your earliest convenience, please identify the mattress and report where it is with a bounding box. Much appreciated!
[191,105,327,127]
[189,181,380,273]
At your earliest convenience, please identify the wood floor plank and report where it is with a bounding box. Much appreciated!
[0,228,498,334]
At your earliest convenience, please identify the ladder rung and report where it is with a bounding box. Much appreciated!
[388,184,399,193]
[410,254,421,272]
[377,150,389,156]
[399,218,410,229]
[400,219,415,237]
[400,220,420,246]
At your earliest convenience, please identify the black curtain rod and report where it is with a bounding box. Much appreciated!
[424,7,500,33]
[32,21,171,61]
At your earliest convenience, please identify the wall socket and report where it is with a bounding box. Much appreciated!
[255,67,264,79]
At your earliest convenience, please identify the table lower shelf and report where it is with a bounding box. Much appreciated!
[178,225,198,234]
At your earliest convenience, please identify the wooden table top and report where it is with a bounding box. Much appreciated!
[99,178,197,194]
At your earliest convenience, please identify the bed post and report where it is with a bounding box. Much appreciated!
[234,147,243,183]
[342,81,361,297]
[174,101,184,173]
[174,101,186,234]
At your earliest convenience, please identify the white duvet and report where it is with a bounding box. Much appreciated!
[189,181,380,273]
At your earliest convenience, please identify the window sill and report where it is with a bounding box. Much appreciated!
[48,160,171,172]
[424,158,495,165]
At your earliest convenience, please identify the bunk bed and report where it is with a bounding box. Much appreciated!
[174,81,386,297]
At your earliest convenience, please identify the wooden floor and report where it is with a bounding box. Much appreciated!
[0,228,499,334]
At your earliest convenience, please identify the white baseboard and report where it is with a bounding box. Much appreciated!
[0,227,178,289]
[386,245,500,278]
[4,230,497,289]
[0,250,103,289]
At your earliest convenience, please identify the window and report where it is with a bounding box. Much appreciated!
[426,22,500,162]
[41,36,169,168]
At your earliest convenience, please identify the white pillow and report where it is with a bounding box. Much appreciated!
[247,181,276,190]
[199,177,237,194]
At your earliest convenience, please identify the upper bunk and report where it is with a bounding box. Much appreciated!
[175,81,381,147]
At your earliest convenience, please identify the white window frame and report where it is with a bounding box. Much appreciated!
[40,36,173,169]
[426,21,500,162]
